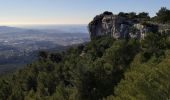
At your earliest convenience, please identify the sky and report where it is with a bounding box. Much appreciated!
[0,0,169,25]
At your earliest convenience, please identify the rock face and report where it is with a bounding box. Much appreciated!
[88,11,158,39]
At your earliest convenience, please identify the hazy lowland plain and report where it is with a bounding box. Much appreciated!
[0,25,89,73]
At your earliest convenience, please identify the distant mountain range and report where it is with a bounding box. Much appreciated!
[0,26,25,33]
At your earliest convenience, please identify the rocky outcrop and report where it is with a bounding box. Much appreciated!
[88,11,158,39]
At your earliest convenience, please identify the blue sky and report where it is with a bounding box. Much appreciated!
[0,0,169,25]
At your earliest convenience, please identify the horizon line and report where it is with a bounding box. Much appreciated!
[0,23,88,26]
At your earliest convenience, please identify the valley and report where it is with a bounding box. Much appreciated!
[0,25,89,73]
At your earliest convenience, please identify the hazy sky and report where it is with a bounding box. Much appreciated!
[0,0,169,25]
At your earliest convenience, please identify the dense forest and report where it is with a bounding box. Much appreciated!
[0,7,170,100]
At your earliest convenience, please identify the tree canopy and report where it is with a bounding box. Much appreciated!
[155,7,170,24]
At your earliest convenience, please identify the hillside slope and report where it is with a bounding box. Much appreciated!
[0,30,169,100]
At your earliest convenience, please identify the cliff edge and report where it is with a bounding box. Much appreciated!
[88,11,158,39]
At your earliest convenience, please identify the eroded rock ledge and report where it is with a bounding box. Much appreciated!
[88,11,158,39]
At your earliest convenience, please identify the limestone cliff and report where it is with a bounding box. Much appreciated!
[88,11,158,39]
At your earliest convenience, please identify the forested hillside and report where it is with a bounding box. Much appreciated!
[0,31,169,100]
[0,7,170,100]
